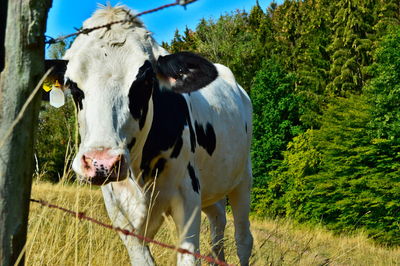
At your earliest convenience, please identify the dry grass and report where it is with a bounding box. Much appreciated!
[25,180,400,265]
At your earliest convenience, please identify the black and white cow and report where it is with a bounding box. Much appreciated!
[47,5,253,266]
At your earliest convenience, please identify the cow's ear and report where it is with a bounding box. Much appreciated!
[44,59,68,83]
[156,52,218,93]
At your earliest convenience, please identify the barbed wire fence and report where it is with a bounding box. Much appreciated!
[26,1,235,265]
[30,198,232,266]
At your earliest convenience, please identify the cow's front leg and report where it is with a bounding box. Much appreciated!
[170,181,201,266]
[118,233,154,265]
[101,182,158,266]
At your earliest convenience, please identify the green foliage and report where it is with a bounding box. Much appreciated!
[253,129,322,217]
[35,99,77,182]
[270,96,400,245]
[366,26,400,140]
[36,38,77,182]
[251,59,303,189]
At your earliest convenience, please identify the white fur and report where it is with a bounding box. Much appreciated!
[65,5,253,265]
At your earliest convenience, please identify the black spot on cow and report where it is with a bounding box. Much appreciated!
[127,137,136,150]
[129,60,154,130]
[140,83,196,178]
[194,121,216,156]
[170,136,183,158]
[67,79,85,110]
[151,158,166,177]
[188,117,196,153]
[156,52,218,93]
[187,163,200,193]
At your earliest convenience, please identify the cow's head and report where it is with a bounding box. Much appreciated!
[45,7,217,185]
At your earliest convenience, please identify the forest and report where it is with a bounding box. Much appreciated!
[37,0,400,246]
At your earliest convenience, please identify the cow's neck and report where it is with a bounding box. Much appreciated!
[105,97,155,230]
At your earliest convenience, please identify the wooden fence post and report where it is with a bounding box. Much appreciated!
[0,0,52,265]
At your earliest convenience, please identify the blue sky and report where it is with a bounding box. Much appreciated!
[46,0,281,45]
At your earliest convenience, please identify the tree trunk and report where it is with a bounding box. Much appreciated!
[0,0,52,265]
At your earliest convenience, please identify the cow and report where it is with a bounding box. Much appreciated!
[46,5,253,266]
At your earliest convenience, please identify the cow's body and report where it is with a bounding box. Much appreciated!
[59,5,253,265]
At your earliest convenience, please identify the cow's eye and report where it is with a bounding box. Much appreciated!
[67,80,85,110]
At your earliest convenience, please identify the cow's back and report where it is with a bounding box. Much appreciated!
[187,64,252,207]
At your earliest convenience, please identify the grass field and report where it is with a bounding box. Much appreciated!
[24,180,400,265]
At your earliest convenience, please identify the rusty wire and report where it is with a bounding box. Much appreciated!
[45,0,198,45]
[30,198,233,266]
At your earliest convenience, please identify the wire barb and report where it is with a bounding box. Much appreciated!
[30,197,233,266]
[45,0,198,45]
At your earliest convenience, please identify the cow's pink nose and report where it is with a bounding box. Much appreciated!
[81,149,127,185]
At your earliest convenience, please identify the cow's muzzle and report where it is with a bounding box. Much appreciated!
[80,149,128,185]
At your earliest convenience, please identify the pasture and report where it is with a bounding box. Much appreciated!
[25,180,400,265]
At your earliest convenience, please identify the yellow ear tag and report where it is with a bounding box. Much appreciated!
[49,82,65,108]
[43,79,61,92]
[43,84,52,92]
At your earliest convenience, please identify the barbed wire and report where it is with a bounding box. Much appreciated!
[45,0,198,45]
[30,198,233,266]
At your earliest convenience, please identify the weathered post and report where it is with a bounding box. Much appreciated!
[0,0,52,264]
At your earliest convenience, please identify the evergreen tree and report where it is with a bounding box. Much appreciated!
[249,1,276,59]
[168,29,186,53]
[290,0,333,127]
[327,0,377,95]
[272,0,303,72]
[267,0,333,127]
[374,0,400,35]
[182,27,196,50]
